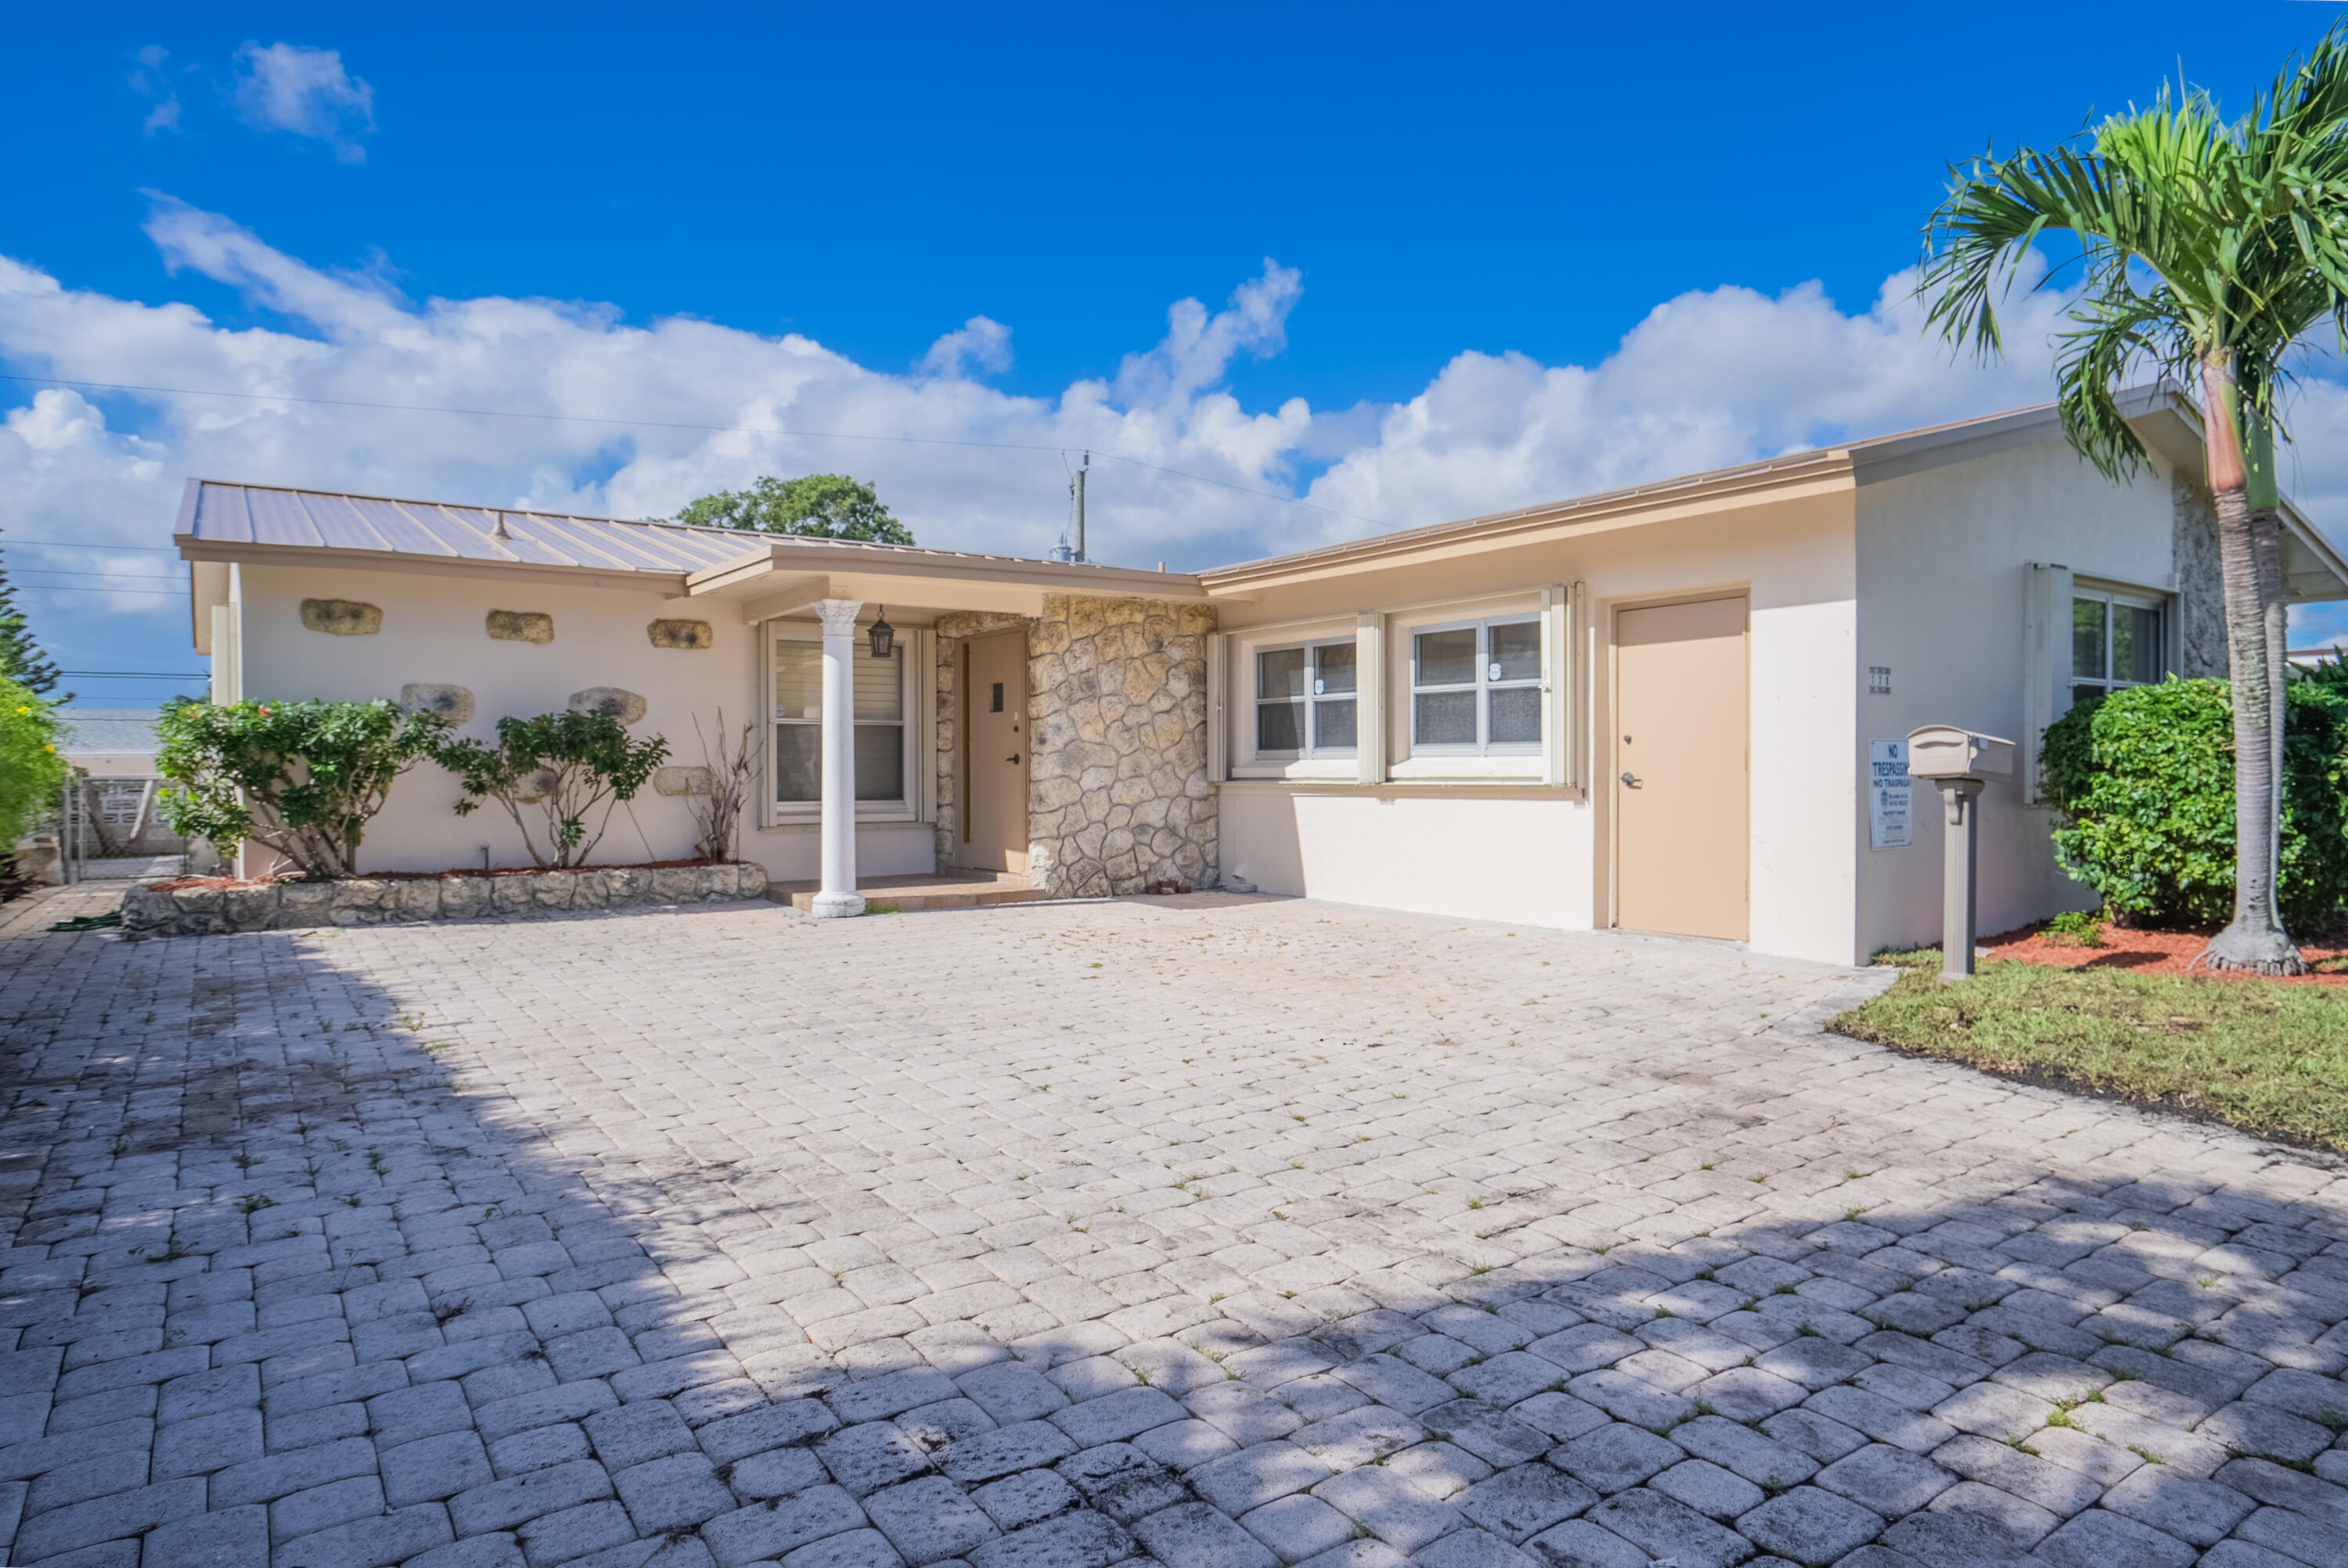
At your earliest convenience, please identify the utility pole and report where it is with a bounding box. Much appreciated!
[1069,452,1089,563]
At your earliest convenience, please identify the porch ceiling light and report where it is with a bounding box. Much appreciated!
[868,606,895,660]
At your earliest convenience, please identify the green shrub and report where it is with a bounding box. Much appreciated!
[2040,666,2348,927]
[0,678,68,846]
[432,710,669,869]
[2044,909,2105,947]
[156,698,452,879]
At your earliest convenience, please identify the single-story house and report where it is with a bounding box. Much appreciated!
[175,383,2348,964]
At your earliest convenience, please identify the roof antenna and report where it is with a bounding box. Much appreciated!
[490,509,511,541]
[1069,451,1089,563]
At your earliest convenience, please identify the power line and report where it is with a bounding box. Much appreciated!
[13,568,186,583]
[0,371,1391,530]
[60,670,207,678]
[2,538,180,552]
[14,584,184,596]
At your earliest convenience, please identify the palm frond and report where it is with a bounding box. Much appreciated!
[1919,27,2348,480]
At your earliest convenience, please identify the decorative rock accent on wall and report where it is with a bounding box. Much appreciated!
[570,686,647,724]
[647,619,715,650]
[300,599,382,636]
[2172,477,2228,680]
[398,683,476,725]
[935,595,1216,899]
[121,861,770,939]
[486,610,555,643]
[653,765,711,797]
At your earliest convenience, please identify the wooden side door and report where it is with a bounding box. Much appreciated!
[1615,596,1748,940]
[961,631,1029,873]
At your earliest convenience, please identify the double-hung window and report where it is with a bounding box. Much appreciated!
[1410,617,1541,753]
[1255,640,1357,757]
[2068,589,2163,711]
[771,635,907,807]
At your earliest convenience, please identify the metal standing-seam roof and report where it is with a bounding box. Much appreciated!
[56,710,163,757]
[176,480,782,576]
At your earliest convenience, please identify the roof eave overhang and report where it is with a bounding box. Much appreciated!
[682,541,1215,610]
[175,535,697,596]
[1197,454,1856,595]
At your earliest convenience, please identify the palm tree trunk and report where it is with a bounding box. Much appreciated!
[2196,360,2304,973]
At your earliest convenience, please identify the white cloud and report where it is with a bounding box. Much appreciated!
[920,316,1013,379]
[128,44,182,135]
[2,197,2345,666]
[231,43,374,162]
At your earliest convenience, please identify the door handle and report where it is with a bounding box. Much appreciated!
[1007,754,1021,764]
[1621,771,1642,787]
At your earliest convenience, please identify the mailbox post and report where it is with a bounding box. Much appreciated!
[1906,726,2015,982]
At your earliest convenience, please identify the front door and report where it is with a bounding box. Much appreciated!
[962,631,1029,873]
[1615,595,1748,940]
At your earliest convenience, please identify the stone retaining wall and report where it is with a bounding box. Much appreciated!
[122,861,769,939]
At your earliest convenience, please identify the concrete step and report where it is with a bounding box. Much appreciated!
[765,871,1053,913]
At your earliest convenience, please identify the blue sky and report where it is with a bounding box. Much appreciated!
[6,2,2348,701]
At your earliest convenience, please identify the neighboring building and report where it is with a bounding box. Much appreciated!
[56,709,163,775]
[53,709,185,859]
[175,385,2348,964]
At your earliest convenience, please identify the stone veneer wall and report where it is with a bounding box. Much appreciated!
[123,862,769,939]
[2171,477,2228,680]
[935,595,1217,898]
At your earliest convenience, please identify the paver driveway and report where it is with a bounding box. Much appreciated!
[3,886,2346,1568]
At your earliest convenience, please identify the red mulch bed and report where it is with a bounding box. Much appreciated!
[146,858,742,893]
[1984,921,2348,984]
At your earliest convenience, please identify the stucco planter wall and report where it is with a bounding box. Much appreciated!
[122,861,769,939]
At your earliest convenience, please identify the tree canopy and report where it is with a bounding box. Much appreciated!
[0,547,62,696]
[1919,27,2348,489]
[674,474,914,545]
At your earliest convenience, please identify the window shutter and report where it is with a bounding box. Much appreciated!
[1356,613,1386,786]
[1542,585,1568,787]
[1205,633,1229,783]
[2022,563,2072,804]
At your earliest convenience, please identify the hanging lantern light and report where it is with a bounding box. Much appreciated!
[868,606,895,660]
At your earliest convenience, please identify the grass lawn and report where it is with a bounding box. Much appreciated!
[1830,951,2348,1154]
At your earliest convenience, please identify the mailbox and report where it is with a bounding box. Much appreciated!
[1906,726,2015,780]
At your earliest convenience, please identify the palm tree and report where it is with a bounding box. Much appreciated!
[1920,28,2348,974]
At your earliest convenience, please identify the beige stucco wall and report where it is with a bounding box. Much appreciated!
[229,563,935,880]
[1213,490,1860,964]
[1220,786,1589,930]
[61,752,158,776]
[1850,437,2209,957]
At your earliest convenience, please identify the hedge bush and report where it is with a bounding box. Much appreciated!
[157,698,450,879]
[433,710,669,869]
[0,678,67,847]
[2040,664,2348,926]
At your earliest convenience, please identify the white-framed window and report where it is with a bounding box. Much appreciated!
[1255,640,1358,757]
[1410,617,1542,753]
[767,624,916,821]
[2067,588,2164,711]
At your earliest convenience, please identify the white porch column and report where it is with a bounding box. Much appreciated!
[811,598,866,919]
